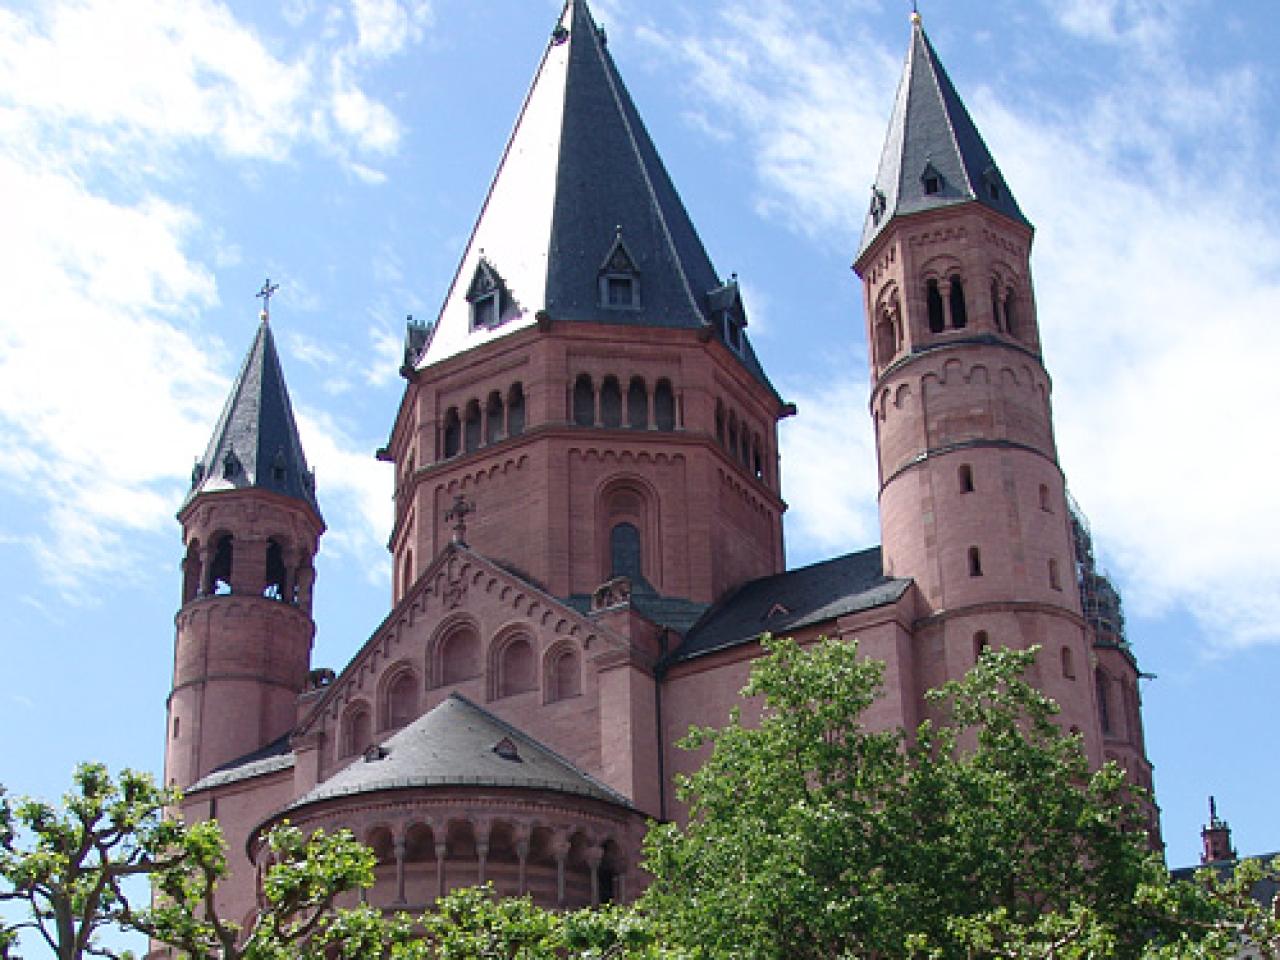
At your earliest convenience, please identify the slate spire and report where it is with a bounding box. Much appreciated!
[858,13,1031,257]
[184,317,320,518]
[419,0,742,374]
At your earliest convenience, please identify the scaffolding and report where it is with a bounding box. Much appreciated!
[1067,492,1126,645]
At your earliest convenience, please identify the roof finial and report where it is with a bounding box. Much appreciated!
[910,0,922,26]
[256,278,279,323]
[446,493,476,546]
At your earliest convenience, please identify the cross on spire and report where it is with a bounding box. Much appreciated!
[256,278,280,322]
[445,494,476,546]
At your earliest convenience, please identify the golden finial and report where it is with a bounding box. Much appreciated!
[910,1,922,25]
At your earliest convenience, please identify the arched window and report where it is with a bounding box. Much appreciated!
[342,703,372,758]
[958,464,975,493]
[753,434,765,481]
[991,280,1003,331]
[573,375,595,426]
[263,538,288,600]
[600,376,622,428]
[654,379,675,431]
[210,534,234,595]
[1061,645,1076,680]
[497,635,536,699]
[439,624,481,685]
[926,279,945,333]
[1003,289,1017,338]
[739,428,752,468]
[443,407,461,458]
[949,275,967,328]
[485,391,504,445]
[182,540,202,603]
[507,382,526,436]
[968,546,983,577]
[463,400,482,452]
[610,522,643,581]
[1096,669,1112,734]
[401,550,414,597]
[384,670,418,729]
[627,377,647,429]
[973,630,989,662]
[714,400,725,446]
[547,648,581,702]
[875,310,896,366]
[727,413,739,461]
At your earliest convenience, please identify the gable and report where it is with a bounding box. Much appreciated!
[297,545,629,787]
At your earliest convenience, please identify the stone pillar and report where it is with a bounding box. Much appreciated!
[514,824,530,896]
[551,832,570,907]
[393,836,407,905]
[198,544,213,596]
[435,839,448,899]
[475,821,491,886]
[297,560,315,614]
[585,844,604,907]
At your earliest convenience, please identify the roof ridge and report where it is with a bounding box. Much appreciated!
[918,26,975,198]
[586,12,704,321]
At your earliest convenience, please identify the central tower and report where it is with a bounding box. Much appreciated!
[383,0,787,609]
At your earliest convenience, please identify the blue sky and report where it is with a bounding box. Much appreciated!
[1,0,1277,922]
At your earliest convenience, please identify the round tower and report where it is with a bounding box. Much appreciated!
[165,313,324,789]
[854,15,1099,761]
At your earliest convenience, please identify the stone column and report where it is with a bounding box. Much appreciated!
[550,832,570,907]
[475,820,491,886]
[514,825,530,896]
[198,544,214,596]
[585,844,604,906]
[393,836,407,905]
[435,839,448,899]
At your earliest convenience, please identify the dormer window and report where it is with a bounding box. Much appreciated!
[707,276,748,356]
[722,311,744,353]
[869,186,887,224]
[466,257,515,331]
[983,166,1003,201]
[599,231,641,310]
[921,161,944,196]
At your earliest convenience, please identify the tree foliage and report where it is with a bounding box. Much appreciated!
[0,764,184,960]
[641,636,1278,959]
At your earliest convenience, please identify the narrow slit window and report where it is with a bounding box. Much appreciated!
[1049,558,1062,591]
[973,630,989,662]
[968,546,983,577]
[959,464,974,493]
[949,276,967,329]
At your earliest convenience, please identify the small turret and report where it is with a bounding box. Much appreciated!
[1201,796,1237,864]
[165,304,324,789]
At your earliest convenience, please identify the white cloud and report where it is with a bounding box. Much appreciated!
[657,1,1280,650]
[778,375,880,559]
[0,0,430,595]
[637,5,897,247]
[350,0,432,58]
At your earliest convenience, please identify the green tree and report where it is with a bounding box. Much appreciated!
[641,636,1271,959]
[0,764,185,960]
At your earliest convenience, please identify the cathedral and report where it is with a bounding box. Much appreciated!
[163,1,1154,921]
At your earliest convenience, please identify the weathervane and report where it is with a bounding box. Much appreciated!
[256,278,280,322]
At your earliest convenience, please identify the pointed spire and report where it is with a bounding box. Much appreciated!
[184,317,320,518]
[858,14,1031,258]
[421,0,764,383]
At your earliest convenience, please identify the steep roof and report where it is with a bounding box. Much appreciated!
[183,318,320,518]
[290,693,630,810]
[419,0,772,389]
[671,547,912,663]
[858,15,1031,258]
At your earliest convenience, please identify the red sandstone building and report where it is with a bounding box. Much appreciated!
[164,1,1154,922]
